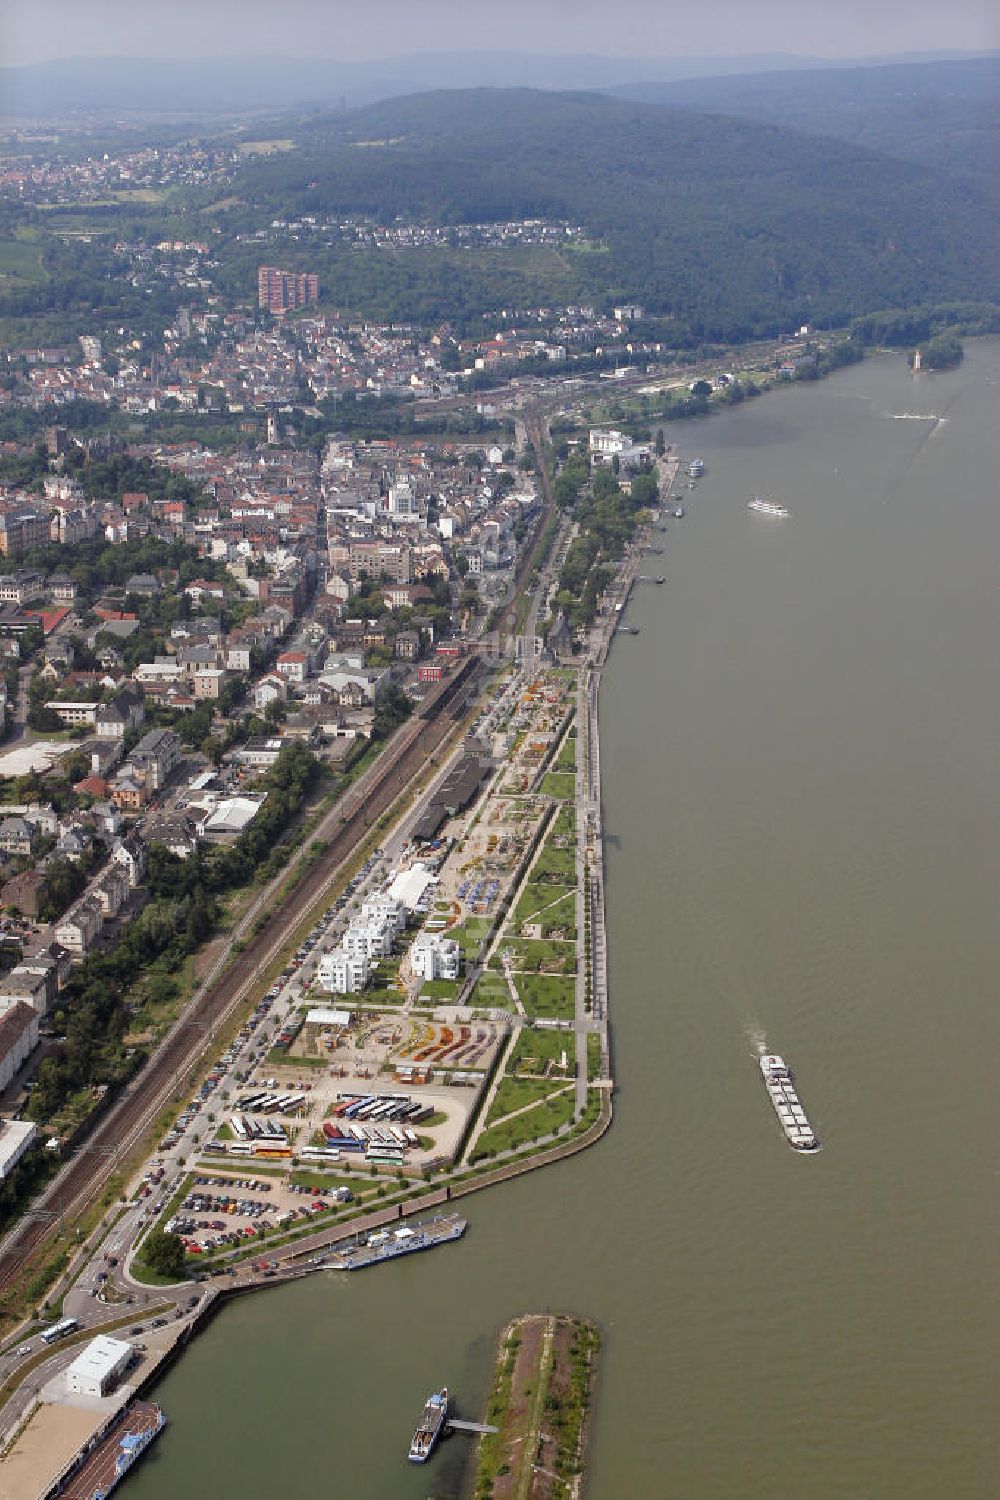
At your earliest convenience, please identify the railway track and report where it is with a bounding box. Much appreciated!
[0,660,484,1306]
[495,414,554,640]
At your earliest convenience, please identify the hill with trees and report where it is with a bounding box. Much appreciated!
[226,87,1000,340]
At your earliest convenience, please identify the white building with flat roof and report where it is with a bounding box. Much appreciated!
[359,896,406,935]
[305,1006,352,1028]
[65,1334,134,1397]
[318,952,369,995]
[387,863,437,914]
[589,427,629,458]
[411,933,461,982]
[0,1119,38,1181]
[344,916,394,961]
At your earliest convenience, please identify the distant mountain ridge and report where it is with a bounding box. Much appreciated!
[607,56,1000,185]
[1,49,995,120]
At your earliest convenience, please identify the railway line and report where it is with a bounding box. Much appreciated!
[0,658,485,1307]
[494,413,554,640]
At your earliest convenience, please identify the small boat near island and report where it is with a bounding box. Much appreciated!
[748,497,790,518]
[409,1387,448,1463]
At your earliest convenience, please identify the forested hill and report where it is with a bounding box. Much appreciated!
[231,88,1000,340]
[608,57,1000,186]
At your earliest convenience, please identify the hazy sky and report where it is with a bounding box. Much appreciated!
[4,0,999,67]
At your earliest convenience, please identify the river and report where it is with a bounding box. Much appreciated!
[128,342,1000,1500]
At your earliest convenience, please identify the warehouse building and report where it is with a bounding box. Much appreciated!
[0,1119,37,1182]
[411,748,491,844]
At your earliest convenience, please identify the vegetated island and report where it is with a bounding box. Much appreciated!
[470,1313,600,1500]
[911,329,965,370]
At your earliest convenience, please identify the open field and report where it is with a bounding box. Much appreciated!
[238,139,295,155]
[0,238,47,283]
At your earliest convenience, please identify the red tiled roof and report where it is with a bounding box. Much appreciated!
[25,607,69,635]
[74,775,108,797]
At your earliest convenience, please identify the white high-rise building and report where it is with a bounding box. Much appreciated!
[387,479,419,520]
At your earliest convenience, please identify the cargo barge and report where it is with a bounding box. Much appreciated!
[748,496,790,517]
[408,1387,448,1463]
[758,1054,820,1151]
[52,1401,165,1500]
[331,1213,466,1270]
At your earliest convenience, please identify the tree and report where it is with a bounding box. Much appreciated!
[141,1229,187,1280]
[654,428,666,457]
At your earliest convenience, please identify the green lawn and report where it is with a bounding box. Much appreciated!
[529,840,576,884]
[0,238,47,284]
[509,1026,576,1075]
[469,971,510,1009]
[513,880,575,925]
[366,959,406,1005]
[486,1076,563,1124]
[554,733,577,772]
[289,1170,376,1195]
[472,1089,576,1160]
[419,977,462,1001]
[540,770,576,799]
[494,938,576,975]
[552,805,576,838]
[516,972,576,1020]
[449,917,494,963]
[533,891,576,938]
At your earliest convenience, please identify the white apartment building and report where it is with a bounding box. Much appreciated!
[359,897,406,935]
[318,951,369,995]
[410,933,462,982]
[344,916,394,962]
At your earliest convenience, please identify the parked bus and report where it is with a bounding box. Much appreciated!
[230,1115,247,1140]
[365,1149,404,1166]
[253,1144,292,1159]
[42,1318,79,1345]
[228,1142,253,1157]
